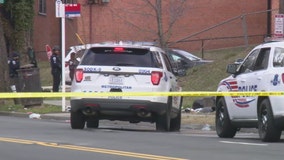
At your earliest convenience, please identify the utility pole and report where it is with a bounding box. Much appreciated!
[55,0,66,112]
[280,0,284,13]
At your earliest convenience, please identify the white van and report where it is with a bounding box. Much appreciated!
[65,44,98,84]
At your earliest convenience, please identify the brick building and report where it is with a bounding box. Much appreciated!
[33,0,282,60]
[33,0,79,60]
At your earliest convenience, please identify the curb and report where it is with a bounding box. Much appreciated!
[0,111,28,118]
[40,114,70,121]
[0,111,70,121]
[0,111,211,130]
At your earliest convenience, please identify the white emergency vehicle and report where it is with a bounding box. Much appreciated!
[70,41,183,131]
[216,40,284,142]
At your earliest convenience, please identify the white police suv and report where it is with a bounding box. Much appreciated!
[216,40,284,142]
[70,41,183,131]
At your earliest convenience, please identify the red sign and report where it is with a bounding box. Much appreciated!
[45,45,52,60]
[65,4,81,17]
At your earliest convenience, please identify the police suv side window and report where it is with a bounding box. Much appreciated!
[253,48,270,71]
[273,47,284,67]
[152,52,163,69]
[162,54,173,73]
[239,49,260,74]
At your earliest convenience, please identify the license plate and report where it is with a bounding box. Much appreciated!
[108,96,122,99]
[109,76,124,85]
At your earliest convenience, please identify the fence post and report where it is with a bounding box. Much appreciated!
[201,39,205,58]
[241,14,249,48]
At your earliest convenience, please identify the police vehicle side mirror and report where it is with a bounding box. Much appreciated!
[226,63,239,74]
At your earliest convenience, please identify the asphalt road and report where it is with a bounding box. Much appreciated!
[1,115,284,160]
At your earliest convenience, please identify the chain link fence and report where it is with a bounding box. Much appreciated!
[171,9,279,59]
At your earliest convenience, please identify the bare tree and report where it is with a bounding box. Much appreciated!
[111,0,186,49]
[144,0,186,48]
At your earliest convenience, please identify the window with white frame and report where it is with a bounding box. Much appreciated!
[39,0,46,14]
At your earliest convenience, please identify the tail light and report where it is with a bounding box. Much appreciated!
[113,47,125,52]
[282,73,284,83]
[151,71,163,85]
[75,69,84,82]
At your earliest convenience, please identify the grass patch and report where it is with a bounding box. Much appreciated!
[38,61,52,86]
[0,100,61,114]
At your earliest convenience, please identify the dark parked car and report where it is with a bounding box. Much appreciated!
[166,49,213,69]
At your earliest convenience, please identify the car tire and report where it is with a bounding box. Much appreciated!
[156,97,172,131]
[170,109,181,131]
[71,111,85,129]
[258,99,282,142]
[86,117,99,128]
[170,97,183,131]
[215,97,237,138]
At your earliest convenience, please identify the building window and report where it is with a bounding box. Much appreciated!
[63,0,77,3]
[39,0,46,14]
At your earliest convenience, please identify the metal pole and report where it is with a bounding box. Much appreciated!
[61,15,66,112]
[201,40,204,58]
[55,0,66,112]
[61,17,66,112]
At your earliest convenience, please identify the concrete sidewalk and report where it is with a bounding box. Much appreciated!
[43,99,70,107]
[41,99,70,120]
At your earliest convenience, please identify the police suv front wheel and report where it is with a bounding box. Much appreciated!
[215,97,237,138]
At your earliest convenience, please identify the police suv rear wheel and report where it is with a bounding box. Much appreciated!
[86,117,99,128]
[170,97,183,131]
[71,111,86,129]
[156,97,172,131]
[258,99,282,142]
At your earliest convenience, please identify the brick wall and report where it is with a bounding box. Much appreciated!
[31,0,282,60]
[77,0,269,53]
[33,0,79,60]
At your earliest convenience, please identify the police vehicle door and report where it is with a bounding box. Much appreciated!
[229,49,264,119]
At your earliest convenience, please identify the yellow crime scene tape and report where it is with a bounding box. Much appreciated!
[0,91,284,99]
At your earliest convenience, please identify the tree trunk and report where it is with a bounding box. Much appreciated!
[0,15,10,104]
[155,0,166,49]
